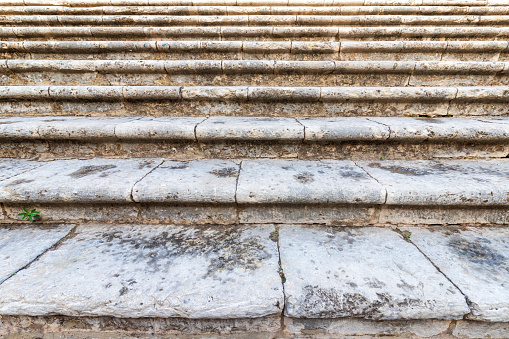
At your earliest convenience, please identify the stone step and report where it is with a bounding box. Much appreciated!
[0,116,508,159]
[2,59,509,87]
[0,85,508,116]
[2,5,509,15]
[3,15,509,26]
[1,26,509,40]
[0,157,507,225]
[3,40,506,61]
[0,223,507,338]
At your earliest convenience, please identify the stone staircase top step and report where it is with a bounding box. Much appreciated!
[0,158,508,206]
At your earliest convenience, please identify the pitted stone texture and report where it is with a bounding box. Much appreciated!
[358,160,509,206]
[132,160,239,203]
[0,225,73,283]
[0,158,163,203]
[0,224,283,319]
[38,117,135,140]
[408,227,509,322]
[280,226,469,320]
[196,117,303,141]
[0,158,44,182]
[369,117,509,141]
[298,117,389,141]
[236,160,385,204]
[115,117,204,140]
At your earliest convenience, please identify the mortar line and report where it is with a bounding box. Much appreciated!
[407,238,474,317]
[0,225,78,286]
[129,159,165,204]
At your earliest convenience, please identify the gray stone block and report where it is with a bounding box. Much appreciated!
[115,117,204,140]
[408,227,509,322]
[298,117,390,141]
[280,226,470,320]
[236,159,386,204]
[0,224,284,319]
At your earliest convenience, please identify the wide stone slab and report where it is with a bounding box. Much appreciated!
[0,225,73,283]
[298,117,389,141]
[0,158,163,203]
[358,160,509,205]
[408,227,509,322]
[0,224,283,319]
[279,226,469,320]
[236,160,385,204]
[132,160,239,203]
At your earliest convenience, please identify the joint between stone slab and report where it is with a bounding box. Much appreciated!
[293,118,306,143]
[441,41,449,61]
[234,160,243,206]
[353,160,388,204]
[406,238,474,319]
[0,224,78,286]
[193,116,209,142]
[273,225,287,331]
[365,118,392,140]
[129,159,165,203]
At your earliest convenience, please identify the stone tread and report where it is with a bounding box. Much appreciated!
[0,158,507,205]
[0,116,507,142]
[0,224,507,322]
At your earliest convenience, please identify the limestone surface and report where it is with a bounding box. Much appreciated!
[0,158,44,182]
[408,227,509,322]
[0,224,283,319]
[358,160,509,205]
[279,226,470,320]
[0,225,73,283]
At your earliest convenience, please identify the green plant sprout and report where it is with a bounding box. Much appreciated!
[18,207,40,222]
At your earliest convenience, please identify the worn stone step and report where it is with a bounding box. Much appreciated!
[2,40,507,62]
[3,15,509,26]
[0,85,508,116]
[0,158,508,225]
[0,116,508,159]
[2,59,509,87]
[2,5,509,15]
[1,26,509,41]
[0,224,507,338]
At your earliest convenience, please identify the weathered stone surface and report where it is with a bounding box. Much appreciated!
[454,320,509,338]
[0,224,73,282]
[0,158,163,203]
[408,227,509,322]
[0,224,284,319]
[298,117,389,141]
[236,160,386,204]
[115,117,204,140]
[132,160,239,203]
[196,117,304,141]
[38,117,135,140]
[280,226,470,320]
[358,160,509,206]
[0,158,44,181]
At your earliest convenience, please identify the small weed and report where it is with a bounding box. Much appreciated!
[18,207,40,222]
[269,228,279,242]
[278,267,286,283]
[393,228,411,242]
[380,157,385,161]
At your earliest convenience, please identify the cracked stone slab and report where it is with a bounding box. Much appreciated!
[237,160,385,204]
[0,158,163,203]
[0,224,73,283]
[407,227,509,322]
[279,226,469,320]
[196,117,304,141]
[358,160,509,205]
[132,160,239,203]
[0,224,283,319]
[0,159,44,182]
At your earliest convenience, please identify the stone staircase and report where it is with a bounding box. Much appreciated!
[0,0,508,338]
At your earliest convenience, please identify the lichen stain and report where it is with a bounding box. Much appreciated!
[294,172,314,184]
[99,227,270,279]
[69,165,117,178]
[208,167,238,178]
[448,237,508,275]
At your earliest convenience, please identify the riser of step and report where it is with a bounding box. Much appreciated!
[1,86,508,117]
[0,116,507,159]
[2,5,509,15]
[0,0,505,6]
[2,26,509,40]
[3,15,509,26]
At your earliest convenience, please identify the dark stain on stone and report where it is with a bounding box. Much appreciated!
[448,237,508,274]
[416,118,444,124]
[69,165,117,179]
[7,178,35,186]
[294,172,314,184]
[209,167,238,178]
[168,163,188,170]
[99,227,270,279]
[119,286,128,296]
[138,160,155,170]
